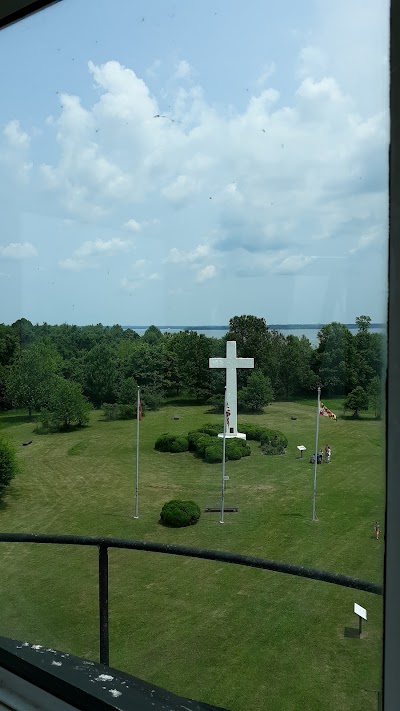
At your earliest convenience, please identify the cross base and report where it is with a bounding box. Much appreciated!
[217,432,247,440]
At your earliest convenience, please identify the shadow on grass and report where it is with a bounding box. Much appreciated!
[0,483,23,512]
[344,627,361,638]
[0,413,38,427]
[340,415,382,423]
[34,424,90,436]
[165,398,207,408]
[281,512,304,518]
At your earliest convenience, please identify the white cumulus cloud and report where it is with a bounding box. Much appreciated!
[0,242,37,258]
[165,244,209,264]
[196,264,216,283]
[3,120,30,148]
[174,60,192,80]
[58,258,86,271]
[273,255,317,274]
[75,238,131,258]
[123,219,142,232]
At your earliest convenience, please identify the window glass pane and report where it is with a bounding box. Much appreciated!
[0,2,388,710]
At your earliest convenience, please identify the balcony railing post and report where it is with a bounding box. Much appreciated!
[98,544,109,666]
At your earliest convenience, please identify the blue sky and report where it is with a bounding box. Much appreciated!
[0,0,389,326]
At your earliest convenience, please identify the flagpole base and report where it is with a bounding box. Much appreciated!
[133,516,139,519]
[219,520,224,524]
[217,432,247,440]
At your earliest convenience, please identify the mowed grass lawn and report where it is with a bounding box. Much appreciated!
[0,401,384,711]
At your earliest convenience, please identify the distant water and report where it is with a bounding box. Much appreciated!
[126,325,385,347]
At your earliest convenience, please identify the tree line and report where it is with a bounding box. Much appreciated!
[0,314,384,428]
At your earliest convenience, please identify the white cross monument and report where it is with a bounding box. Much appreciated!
[209,341,254,440]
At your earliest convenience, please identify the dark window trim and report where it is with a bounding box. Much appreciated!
[0,0,60,30]
[384,3,400,710]
[0,1,398,708]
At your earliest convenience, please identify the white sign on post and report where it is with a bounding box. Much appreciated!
[223,476,229,481]
[354,603,367,620]
[297,445,306,459]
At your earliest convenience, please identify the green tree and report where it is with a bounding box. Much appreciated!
[355,315,372,333]
[0,324,18,366]
[343,386,369,418]
[279,335,316,398]
[166,331,212,401]
[238,370,274,412]
[314,322,358,395]
[11,318,34,349]
[41,377,91,431]
[227,315,270,369]
[142,325,163,345]
[7,342,62,416]
[115,376,138,404]
[368,376,383,418]
[83,343,118,407]
[0,437,17,498]
[120,341,164,390]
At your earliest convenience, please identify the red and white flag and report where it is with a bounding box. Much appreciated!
[226,402,231,428]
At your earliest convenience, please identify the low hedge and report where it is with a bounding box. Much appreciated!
[160,500,201,527]
[204,438,251,463]
[155,434,189,453]
[158,427,252,463]
[260,429,288,450]
[240,422,269,441]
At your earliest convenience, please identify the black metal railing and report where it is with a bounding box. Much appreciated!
[0,533,383,666]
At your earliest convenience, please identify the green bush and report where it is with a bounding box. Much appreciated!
[194,434,214,458]
[155,434,189,453]
[118,404,136,420]
[0,437,18,497]
[198,423,221,437]
[187,430,213,453]
[103,403,119,421]
[204,444,223,463]
[103,403,143,421]
[160,500,201,527]
[261,443,285,455]
[240,423,268,441]
[260,429,288,450]
[169,436,189,453]
[158,427,251,463]
[155,434,176,452]
[226,439,251,460]
[203,438,251,463]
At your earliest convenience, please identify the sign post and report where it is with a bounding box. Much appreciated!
[354,602,367,636]
[297,445,306,459]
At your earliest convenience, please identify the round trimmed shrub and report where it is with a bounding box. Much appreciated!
[229,441,251,460]
[198,423,221,437]
[192,433,214,458]
[187,430,205,451]
[155,433,176,452]
[240,423,267,441]
[261,443,285,455]
[160,500,201,527]
[204,444,223,463]
[155,434,188,453]
[260,429,288,450]
[169,436,189,453]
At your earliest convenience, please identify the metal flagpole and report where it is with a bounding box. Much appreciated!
[220,387,227,524]
[134,386,140,519]
[312,386,321,521]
